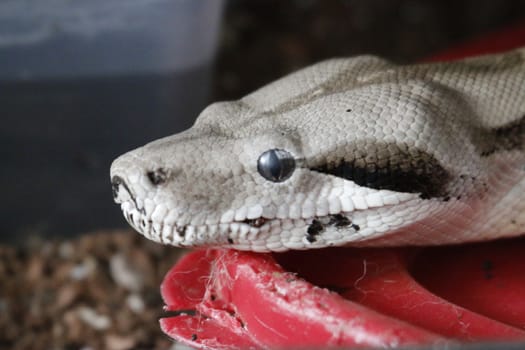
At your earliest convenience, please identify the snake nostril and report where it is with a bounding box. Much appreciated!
[147,168,168,186]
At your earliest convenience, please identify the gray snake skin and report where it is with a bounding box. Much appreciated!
[111,48,525,252]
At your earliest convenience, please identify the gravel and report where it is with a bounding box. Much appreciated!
[0,231,184,350]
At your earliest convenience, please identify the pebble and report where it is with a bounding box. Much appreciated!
[109,253,144,291]
[69,257,97,281]
[126,293,145,313]
[55,285,78,309]
[59,242,74,259]
[77,306,112,331]
[105,333,137,350]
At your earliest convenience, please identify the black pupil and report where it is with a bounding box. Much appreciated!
[257,149,295,182]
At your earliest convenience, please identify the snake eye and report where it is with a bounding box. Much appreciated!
[257,149,296,182]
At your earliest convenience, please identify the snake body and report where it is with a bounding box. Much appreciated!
[111,48,525,252]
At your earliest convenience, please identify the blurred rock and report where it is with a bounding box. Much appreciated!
[0,230,183,349]
[77,306,112,330]
[109,253,144,292]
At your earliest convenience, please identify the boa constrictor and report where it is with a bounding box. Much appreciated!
[111,48,525,252]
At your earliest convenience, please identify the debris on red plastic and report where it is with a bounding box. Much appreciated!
[277,244,525,342]
[161,239,525,348]
[161,249,446,348]
[160,21,525,349]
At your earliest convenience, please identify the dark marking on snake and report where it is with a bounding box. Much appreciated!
[227,238,234,244]
[481,114,525,157]
[331,214,360,231]
[306,219,324,243]
[310,143,452,199]
[328,214,351,227]
[176,225,187,237]
[191,334,198,341]
[306,214,358,243]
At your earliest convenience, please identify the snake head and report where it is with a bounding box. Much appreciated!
[111,50,525,251]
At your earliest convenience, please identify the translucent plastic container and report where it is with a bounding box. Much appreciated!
[0,0,224,79]
[0,0,224,242]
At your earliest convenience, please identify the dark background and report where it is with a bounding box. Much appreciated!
[1,0,525,242]
[214,0,525,99]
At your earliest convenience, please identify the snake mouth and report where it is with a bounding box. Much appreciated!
[119,197,370,251]
[113,171,419,250]
[119,201,189,246]
[241,217,268,228]
[119,200,271,247]
[116,189,420,251]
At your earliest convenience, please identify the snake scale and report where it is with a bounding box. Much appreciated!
[111,48,525,252]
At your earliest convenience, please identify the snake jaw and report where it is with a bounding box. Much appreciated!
[115,183,421,252]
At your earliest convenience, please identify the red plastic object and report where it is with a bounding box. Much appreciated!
[426,21,525,62]
[161,249,445,348]
[160,21,525,349]
[161,240,525,348]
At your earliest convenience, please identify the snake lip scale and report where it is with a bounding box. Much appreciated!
[111,48,525,251]
[115,191,410,252]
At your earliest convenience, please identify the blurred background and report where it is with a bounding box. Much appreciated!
[1,0,224,243]
[1,0,525,349]
[3,0,525,243]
